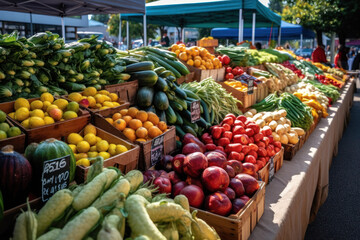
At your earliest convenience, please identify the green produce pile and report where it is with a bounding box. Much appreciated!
[252,92,314,130]
[290,60,323,79]
[304,79,340,102]
[11,163,219,240]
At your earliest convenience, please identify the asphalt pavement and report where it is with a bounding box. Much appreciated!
[305,88,360,239]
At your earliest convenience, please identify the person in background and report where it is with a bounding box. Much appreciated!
[255,42,262,50]
[148,39,153,46]
[334,45,349,69]
[160,31,170,47]
[312,44,328,64]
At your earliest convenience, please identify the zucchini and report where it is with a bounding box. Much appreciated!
[175,111,183,125]
[155,77,169,92]
[145,47,177,60]
[174,96,187,110]
[144,105,156,114]
[165,105,177,124]
[159,70,172,78]
[167,75,176,82]
[153,91,169,111]
[147,53,182,78]
[60,82,86,92]
[161,57,190,76]
[154,67,166,75]
[175,125,186,139]
[174,85,187,99]
[182,125,197,137]
[125,61,154,72]
[182,89,200,100]
[132,70,158,87]
[197,117,210,129]
[176,140,182,149]
[166,91,175,101]
[183,118,199,133]
[165,79,174,89]
[170,100,183,112]
[157,110,167,123]
[136,87,154,107]
[200,100,210,123]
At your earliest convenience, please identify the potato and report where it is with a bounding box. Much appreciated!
[278,109,287,117]
[244,112,253,118]
[291,127,305,136]
[272,112,281,121]
[263,113,273,123]
[284,124,291,132]
[272,132,280,141]
[252,113,263,121]
[269,120,278,131]
[275,124,286,135]
[286,118,291,126]
[255,119,266,128]
[280,134,288,144]
[248,109,257,115]
[287,133,299,144]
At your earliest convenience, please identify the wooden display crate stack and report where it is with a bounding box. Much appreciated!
[0,118,26,153]
[181,60,225,82]
[257,147,284,184]
[196,38,219,54]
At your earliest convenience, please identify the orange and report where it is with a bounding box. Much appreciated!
[123,128,136,142]
[135,110,148,122]
[112,112,122,121]
[179,52,188,61]
[122,115,132,125]
[105,118,113,124]
[147,112,159,125]
[136,127,148,139]
[136,138,147,142]
[128,119,142,130]
[127,107,139,118]
[119,109,128,116]
[158,121,168,132]
[113,119,126,131]
[148,126,162,139]
[143,121,154,130]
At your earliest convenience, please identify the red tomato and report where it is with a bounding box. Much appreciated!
[226,67,233,73]
[218,56,223,61]
[232,68,239,76]
[222,55,231,65]
[225,72,234,80]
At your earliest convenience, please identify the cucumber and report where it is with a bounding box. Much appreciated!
[175,125,186,139]
[174,96,187,110]
[147,53,182,78]
[157,110,167,123]
[175,111,183,125]
[166,92,175,101]
[183,118,199,132]
[182,125,197,137]
[174,85,187,99]
[165,79,174,89]
[182,89,200,100]
[153,91,169,111]
[170,100,183,112]
[145,105,156,114]
[167,75,176,82]
[155,77,169,92]
[154,67,166,75]
[145,47,177,60]
[176,140,182,149]
[165,105,177,124]
[161,57,190,76]
[159,70,172,78]
[200,100,210,122]
[197,117,210,129]
[125,61,154,72]
[132,70,158,87]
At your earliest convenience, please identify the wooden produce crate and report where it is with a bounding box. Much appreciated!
[176,72,195,84]
[0,118,26,153]
[257,161,270,184]
[197,39,219,48]
[191,181,265,240]
[282,135,305,161]
[103,80,139,105]
[181,60,225,82]
[73,125,140,183]
[0,98,91,144]
[257,147,284,184]
[274,147,284,172]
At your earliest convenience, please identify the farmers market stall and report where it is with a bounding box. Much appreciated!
[249,78,355,240]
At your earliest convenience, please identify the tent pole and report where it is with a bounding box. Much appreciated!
[330,33,335,63]
[252,12,256,45]
[300,34,303,49]
[126,21,130,50]
[241,18,244,42]
[143,13,147,46]
[181,28,185,42]
[278,26,281,46]
[30,12,33,36]
[238,9,242,43]
[61,16,66,41]
[118,14,121,49]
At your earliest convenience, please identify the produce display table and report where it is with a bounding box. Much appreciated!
[250,79,355,240]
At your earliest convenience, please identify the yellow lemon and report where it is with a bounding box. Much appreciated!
[30,109,45,118]
[67,133,83,145]
[84,124,97,135]
[89,146,97,152]
[112,102,120,107]
[94,94,105,104]
[46,104,59,114]
[42,101,51,112]
[30,100,43,110]
[95,103,102,109]
[68,144,77,153]
[87,151,98,158]
[15,107,30,121]
[76,158,90,167]
[77,141,90,153]
[29,117,45,129]
[103,101,114,108]
[8,112,15,119]
[98,90,110,96]
[115,144,128,154]
[99,106,109,110]
[103,96,111,102]
[83,87,97,96]
[96,140,109,152]
[84,133,97,146]
[68,92,83,102]
[87,96,96,108]
[44,116,55,125]
[14,98,30,110]
[108,143,117,156]
[96,137,102,143]
[53,99,68,111]
[40,92,54,103]
[63,111,78,120]
[75,153,88,160]
[109,93,118,102]
[21,119,30,129]
[98,151,110,160]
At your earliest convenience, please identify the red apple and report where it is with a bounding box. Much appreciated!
[79,98,90,107]
[240,195,250,203]
[236,115,247,123]
[158,155,173,172]
[248,137,254,144]
[223,187,236,200]
[168,171,181,185]
[225,165,236,178]
[227,160,243,174]
[207,151,227,168]
[234,120,245,127]
[183,152,208,178]
[273,141,282,148]
[266,145,276,157]
[261,126,272,136]
[248,143,259,152]
[275,147,281,153]
[172,181,188,197]
[154,177,172,194]
[233,125,245,135]
[241,145,250,155]
[256,160,265,170]
[214,149,227,157]
[235,174,260,196]
[229,178,245,197]
[228,151,241,161]
[257,141,266,148]
[204,192,232,216]
[182,143,201,155]
[143,170,160,183]
[257,147,267,157]
[242,163,256,176]
[172,154,186,174]
[222,123,231,131]
[244,155,256,164]
[202,166,230,192]
[205,143,217,151]
[158,170,169,179]
[215,146,225,152]
[222,117,234,126]
[267,135,274,143]
[225,113,236,121]
[222,131,233,141]
[245,128,254,137]
[263,136,270,146]
[247,150,258,159]
[182,133,206,152]
[186,176,203,188]
[253,133,264,142]
[232,198,247,214]
[180,185,205,208]
[233,134,248,145]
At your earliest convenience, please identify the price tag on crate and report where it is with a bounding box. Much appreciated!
[41,155,70,202]
[247,79,254,95]
[151,134,164,167]
[190,100,201,123]
[269,157,275,182]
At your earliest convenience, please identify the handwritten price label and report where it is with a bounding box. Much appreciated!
[151,135,164,167]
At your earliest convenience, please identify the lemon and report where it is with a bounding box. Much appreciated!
[40,92,54,103]
[15,107,30,121]
[8,112,15,119]
[0,123,10,133]
[67,133,83,145]
[66,102,79,113]
[83,87,97,96]
[30,100,43,110]
[87,151,98,158]
[53,99,68,111]
[99,90,110,96]
[90,145,97,152]
[0,110,6,123]
[108,143,117,156]
[96,140,109,152]
[21,119,30,129]
[42,101,52,112]
[103,102,114,108]
[0,130,7,140]
[103,96,111,102]
[46,104,59,114]
[84,133,97,146]
[113,102,120,107]
[75,153,88,160]
[77,141,90,153]
[115,144,128,154]
[68,92,83,102]
[95,103,102,109]
[68,144,77,153]
[30,109,45,118]
[87,96,97,108]
[109,93,118,102]
[98,151,110,160]
[84,124,97,135]
[29,117,45,129]
[7,127,21,137]
[94,94,106,104]
[63,111,78,120]
[99,106,109,110]
[96,137,102,144]
[76,158,90,167]
[14,98,30,110]
[44,116,55,125]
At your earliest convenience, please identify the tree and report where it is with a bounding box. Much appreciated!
[198,28,212,39]
[269,0,284,13]
[91,14,110,24]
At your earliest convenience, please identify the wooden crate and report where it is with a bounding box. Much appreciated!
[283,135,305,161]
[197,39,219,47]
[0,118,26,153]
[72,126,140,183]
[176,72,195,84]
[257,161,270,184]
[103,80,139,105]
[274,147,284,172]
[191,181,265,240]
[181,60,225,81]
[0,98,91,144]
[257,147,284,184]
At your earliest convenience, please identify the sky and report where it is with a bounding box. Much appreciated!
[259,0,270,6]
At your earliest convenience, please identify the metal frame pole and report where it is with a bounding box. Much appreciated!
[126,21,129,49]
[238,9,242,43]
[30,12,33,35]
[278,26,281,46]
[118,14,121,49]
[143,13,147,46]
[61,16,65,41]
[252,12,256,44]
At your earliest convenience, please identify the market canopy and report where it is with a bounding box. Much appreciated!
[122,0,281,28]
[0,0,145,16]
[211,21,315,41]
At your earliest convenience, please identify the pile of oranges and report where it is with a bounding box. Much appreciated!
[169,44,222,70]
[105,107,168,142]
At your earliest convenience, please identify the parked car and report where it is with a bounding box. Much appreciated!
[77,31,104,40]
[295,48,313,58]
[132,39,143,49]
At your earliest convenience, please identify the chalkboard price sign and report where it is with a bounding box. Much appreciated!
[269,157,275,182]
[191,100,201,123]
[151,134,164,167]
[41,155,70,202]
[247,79,254,95]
